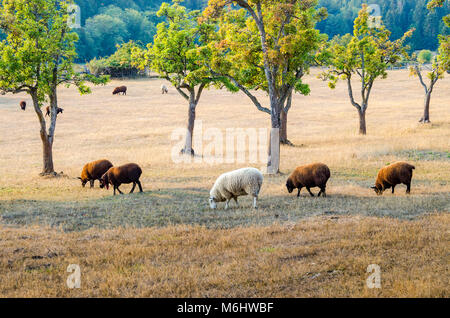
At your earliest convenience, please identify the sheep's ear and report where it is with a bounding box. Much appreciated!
[77,177,82,180]
[370,186,377,190]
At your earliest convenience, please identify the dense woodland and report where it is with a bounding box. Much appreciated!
[73,0,449,61]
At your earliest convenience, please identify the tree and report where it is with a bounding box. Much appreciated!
[409,0,450,123]
[75,5,157,61]
[418,49,434,63]
[88,41,143,77]
[132,1,222,156]
[204,0,326,173]
[0,0,109,175]
[322,5,413,135]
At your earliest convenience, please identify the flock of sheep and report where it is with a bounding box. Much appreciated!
[77,158,415,210]
[18,83,417,209]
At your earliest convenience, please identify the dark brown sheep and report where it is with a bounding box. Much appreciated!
[286,163,331,197]
[45,106,64,117]
[100,163,143,195]
[112,86,127,95]
[78,159,113,188]
[20,101,26,111]
[371,162,415,195]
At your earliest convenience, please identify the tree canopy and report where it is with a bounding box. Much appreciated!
[322,5,413,134]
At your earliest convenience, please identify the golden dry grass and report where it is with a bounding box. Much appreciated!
[0,214,448,297]
[0,69,448,201]
[0,69,449,297]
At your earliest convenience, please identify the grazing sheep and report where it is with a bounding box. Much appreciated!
[78,159,113,188]
[19,101,26,111]
[100,163,143,195]
[161,84,168,94]
[371,162,415,195]
[209,167,263,209]
[286,163,331,197]
[45,106,64,117]
[112,86,127,95]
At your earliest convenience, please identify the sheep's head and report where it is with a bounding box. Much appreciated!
[100,173,109,190]
[209,197,217,209]
[77,177,87,188]
[371,185,383,195]
[286,178,295,193]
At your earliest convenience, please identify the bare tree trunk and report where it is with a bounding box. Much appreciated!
[419,91,431,123]
[181,95,196,156]
[358,109,367,135]
[41,135,54,174]
[31,91,55,174]
[280,92,293,145]
[267,98,281,174]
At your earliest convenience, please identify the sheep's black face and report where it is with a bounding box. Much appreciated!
[286,180,294,193]
[371,186,382,195]
[100,175,109,190]
[78,177,87,188]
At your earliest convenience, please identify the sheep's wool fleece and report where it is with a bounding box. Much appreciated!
[210,167,263,201]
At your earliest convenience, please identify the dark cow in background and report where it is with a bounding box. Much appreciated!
[113,86,127,95]
[45,106,64,117]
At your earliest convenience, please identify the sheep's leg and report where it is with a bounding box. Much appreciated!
[130,182,136,194]
[318,187,326,197]
[392,185,395,194]
[306,188,315,197]
[233,197,239,208]
[297,188,301,197]
[253,196,258,209]
[90,180,94,188]
[406,183,411,194]
[113,186,116,196]
[225,200,230,210]
[137,180,143,193]
[116,186,124,194]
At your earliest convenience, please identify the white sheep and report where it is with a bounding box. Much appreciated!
[161,84,168,94]
[209,167,263,209]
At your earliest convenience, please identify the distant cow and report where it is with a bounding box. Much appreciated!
[113,86,127,95]
[45,106,64,117]
[19,101,26,111]
[161,84,168,94]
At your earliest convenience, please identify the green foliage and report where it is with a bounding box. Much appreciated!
[88,41,143,77]
[418,49,434,63]
[409,1,449,94]
[203,0,327,115]
[68,1,447,61]
[0,0,108,104]
[133,1,221,95]
[317,0,449,52]
[75,5,157,61]
[322,5,413,108]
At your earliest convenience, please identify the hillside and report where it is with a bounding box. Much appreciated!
[73,0,449,62]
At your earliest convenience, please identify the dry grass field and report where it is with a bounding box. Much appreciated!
[0,68,449,297]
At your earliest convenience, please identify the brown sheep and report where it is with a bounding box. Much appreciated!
[286,163,331,197]
[100,163,143,195]
[20,101,26,111]
[112,86,127,95]
[78,159,113,188]
[371,162,415,195]
[45,106,64,117]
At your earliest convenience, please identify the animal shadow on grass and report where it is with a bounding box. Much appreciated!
[0,188,447,231]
